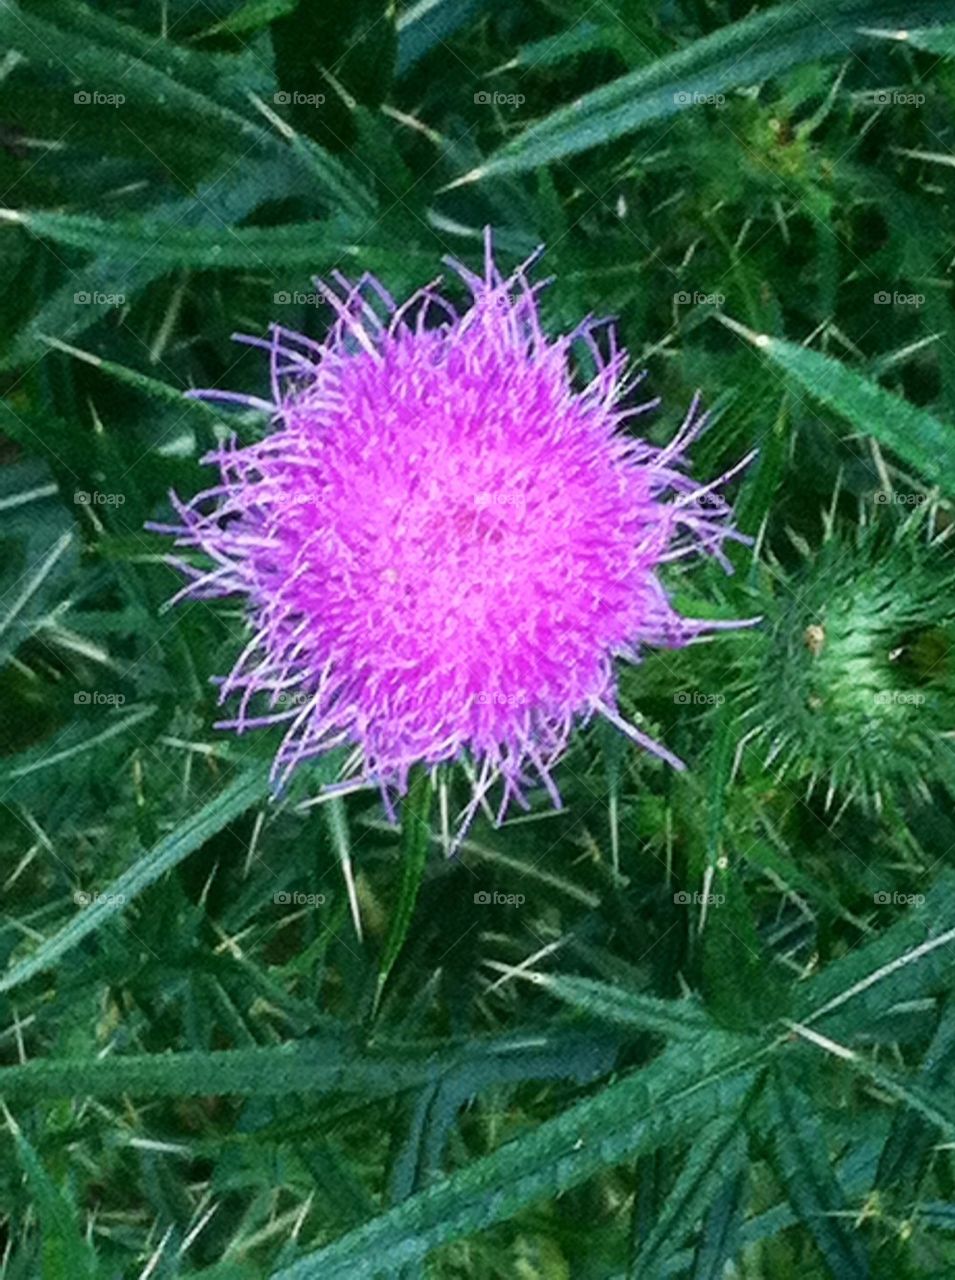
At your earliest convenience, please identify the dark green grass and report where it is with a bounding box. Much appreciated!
[1,1,955,1275]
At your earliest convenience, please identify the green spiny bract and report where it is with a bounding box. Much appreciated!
[735,501,955,813]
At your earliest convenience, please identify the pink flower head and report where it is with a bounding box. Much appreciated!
[154,233,754,842]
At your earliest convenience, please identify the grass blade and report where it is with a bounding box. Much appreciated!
[719,316,954,495]
[376,768,433,1008]
[4,1107,98,1279]
[767,1070,870,1278]
[531,972,713,1040]
[0,765,270,994]
[631,1110,749,1279]
[270,1034,762,1278]
[0,1029,622,1102]
[456,0,954,180]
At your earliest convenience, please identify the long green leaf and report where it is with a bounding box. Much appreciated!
[790,1032,955,1142]
[0,209,421,273]
[269,1033,762,1278]
[2,155,331,369]
[796,871,955,1036]
[0,0,271,149]
[199,0,297,38]
[767,1071,870,1278]
[719,317,954,495]
[876,997,955,1194]
[533,973,713,1040]
[690,1145,747,1280]
[0,1040,456,1102]
[5,1107,98,1280]
[41,337,227,428]
[0,705,158,784]
[456,0,954,180]
[0,1029,620,1102]
[630,1110,749,1278]
[396,0,492,76]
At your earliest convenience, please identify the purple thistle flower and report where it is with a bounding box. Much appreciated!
[154,233,754,843]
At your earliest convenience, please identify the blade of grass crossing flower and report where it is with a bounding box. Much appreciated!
[718,316,954,495]
[0,765,271,994]
[376,768,433,1011]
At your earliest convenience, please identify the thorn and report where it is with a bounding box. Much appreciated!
[715,313,773,348]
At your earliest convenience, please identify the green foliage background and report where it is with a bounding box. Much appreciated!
[1,1,955,1275]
